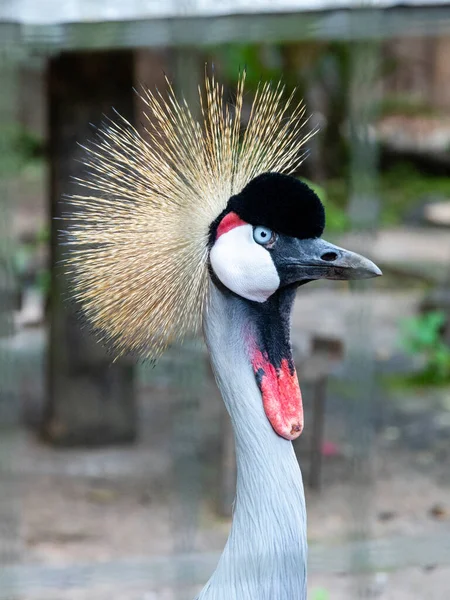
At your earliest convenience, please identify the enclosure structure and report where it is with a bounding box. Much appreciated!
[1,0,450,597]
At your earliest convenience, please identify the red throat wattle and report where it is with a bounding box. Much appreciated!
[251,347,303,441]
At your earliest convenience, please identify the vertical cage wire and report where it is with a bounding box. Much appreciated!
[346,9,382,598]
[0,27,23,600]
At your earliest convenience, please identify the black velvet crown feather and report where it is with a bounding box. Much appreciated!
[211,172,325,241]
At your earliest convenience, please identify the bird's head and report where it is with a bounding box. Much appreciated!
[66,72,381,440]
[206,172,380,440]
[208,172,380,303]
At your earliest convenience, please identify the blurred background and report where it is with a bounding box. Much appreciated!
[1,1,450,598]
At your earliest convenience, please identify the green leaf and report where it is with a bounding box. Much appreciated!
[311,589,330,600]
[398,310,450,383]
[298,178,327,204]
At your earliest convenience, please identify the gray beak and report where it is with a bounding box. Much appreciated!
[277,237,382,285]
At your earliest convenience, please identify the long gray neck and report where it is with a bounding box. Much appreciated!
[199,281,307,600]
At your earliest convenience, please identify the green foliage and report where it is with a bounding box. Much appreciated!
[36,225,50,244]
[36,269,51,295]
[0,125,22,176]
[13,225,51,295]
[322,201,350,233]
[323,163,450,229]
[399,310,450,384]
[0,124,44,176]
[12,245,32,276]
[381,163,450,225]
[211,44,284,91]
[299,177,327,203]
[300,177,350,234]
[311,589,330,600]
[379,95,437,118]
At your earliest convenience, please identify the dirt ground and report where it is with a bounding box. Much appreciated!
[0,287,447,598]
[7,168,450,598]
[10,421,450,599]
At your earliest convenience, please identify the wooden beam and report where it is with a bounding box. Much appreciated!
[11,7,450,54]
[0,37,23,578]
[44,51,136,446]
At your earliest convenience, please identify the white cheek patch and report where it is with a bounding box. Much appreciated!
[210,224,280,302]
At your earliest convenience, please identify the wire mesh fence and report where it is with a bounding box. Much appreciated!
[1,4,450,600]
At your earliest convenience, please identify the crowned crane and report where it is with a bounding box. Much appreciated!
[66,72,381,599]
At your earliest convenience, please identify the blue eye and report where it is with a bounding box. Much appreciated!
[253,226,273,245]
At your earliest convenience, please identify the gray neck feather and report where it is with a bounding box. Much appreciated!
[198,281,307,600]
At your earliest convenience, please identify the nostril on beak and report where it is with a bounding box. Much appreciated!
[321,251,338,262]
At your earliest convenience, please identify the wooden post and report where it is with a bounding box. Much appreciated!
[0,31,24,592]
[346,27,381,594]
[43,51,136,446]
[308,376,327,491]
[432,36,450,111]
[281,43,327,182]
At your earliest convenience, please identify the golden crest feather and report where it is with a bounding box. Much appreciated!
[65,71,314,359]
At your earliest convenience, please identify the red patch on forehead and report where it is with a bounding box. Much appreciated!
[216,211,247,239]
